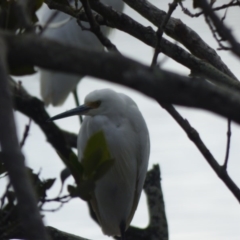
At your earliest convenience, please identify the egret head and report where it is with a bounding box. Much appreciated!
[48,89,123,121]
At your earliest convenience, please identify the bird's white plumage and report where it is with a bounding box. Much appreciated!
[38,1,124,105]
[77,89,150,236]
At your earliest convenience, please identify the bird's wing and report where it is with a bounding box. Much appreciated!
[38,4,108,105]
[119,94,150,227]
[77,114,139,235]
[40,70,81,106]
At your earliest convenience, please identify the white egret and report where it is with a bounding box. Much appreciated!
[39,1,124,106]
[49,89,150,238]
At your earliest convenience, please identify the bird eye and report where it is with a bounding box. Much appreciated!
[89,100,101,108]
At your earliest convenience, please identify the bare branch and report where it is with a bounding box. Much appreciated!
[80,0,119,53]
[123,0,238,80]
[0,39,49,240]
[198,0,240,59]
[10,77,77,163]
[47,226,90,240]
[43,0,240,91]
[4,33,240,124]
[157,103,240,203]
[223,119,232,170]
[151,0,178,66]
[180,0,240,18]
[20,118,32,148]
[143,165,168,240]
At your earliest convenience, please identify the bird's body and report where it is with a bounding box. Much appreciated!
[49,89,150,237]
[38,1,124,106]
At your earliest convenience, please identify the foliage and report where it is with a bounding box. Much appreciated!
[60,131,114,201]
[0,167,55,239]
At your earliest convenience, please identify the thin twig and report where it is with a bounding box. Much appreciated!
[20,118,32,148]
[122,0,238,80]
[151,0,178,67]
[73,88,83,124]
[0,182,11,208]
[198,0,240,58]
[223,119,231,169]
[180,0,240,18]
[159,103,240,203]
[43,0,240,86]
[43,194,71,203]
[40,202,64,212]
[80,0,120,53]
[146,0,239,202]
[39,10,60,36]
[204,15,229,50]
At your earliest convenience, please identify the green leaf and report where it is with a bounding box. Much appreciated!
[77,180,95,201]
[68,152,84,176]
[59,167,71,193]
[35,0,44,11]
[93,159,115,181]
[67,184,78,198]
[193,0,199,8]
[81,131,113,180]
[42,178,56,190]
[68,180,95,201]
[56,151,83,183]
[10,65,36,76]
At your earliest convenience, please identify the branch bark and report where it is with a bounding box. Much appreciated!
[4,33,240,124]
[122,0,238,80]
[198,0,240,59]
[10,78,78,166]
[0,39,49,240]
[44,0,240,93]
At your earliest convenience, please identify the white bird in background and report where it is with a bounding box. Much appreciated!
[49,89,150,239]
[39,1,124,106]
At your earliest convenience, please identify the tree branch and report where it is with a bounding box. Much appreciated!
[10,78,78,166]
[158,103,240,203]
[79,0,119,53]
[0,39,49,240]
[7,34,240,202]
[198,0,240,59]
[44,0,240,93]
[4,33,240,124]
[151,0,178,66]
[47,226,90,240]
[122,0,238,80]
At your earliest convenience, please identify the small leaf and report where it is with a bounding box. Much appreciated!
[35,0,44,11]
[93,159,115,181]
[81,131,112,180]
[59,167,71,194]
[10,65,36,76]
[193,0,199,8]
[43,178,56,190]
[67,184,78,198]
[56,151,82,183]
[67,180,95,201]
[69,153,84,176]
[77,180,95,201]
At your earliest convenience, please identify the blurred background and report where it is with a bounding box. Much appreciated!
[5,0,240,239]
